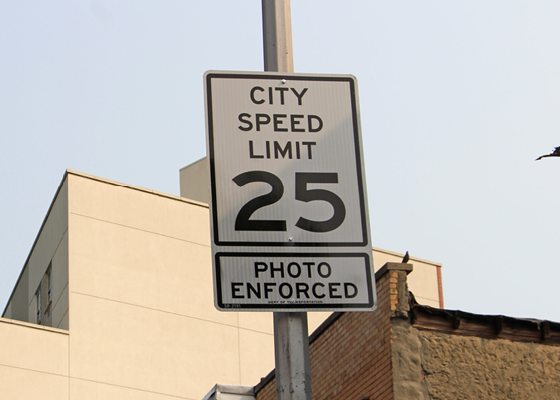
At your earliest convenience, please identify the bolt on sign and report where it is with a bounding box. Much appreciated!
[204,71,376,312]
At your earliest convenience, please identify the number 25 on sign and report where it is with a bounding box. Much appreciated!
[233,171,345,234]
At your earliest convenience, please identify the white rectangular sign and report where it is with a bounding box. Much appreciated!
[205,71,376,312]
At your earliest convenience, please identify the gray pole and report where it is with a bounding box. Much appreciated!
[262,0,294,73]
[273,312,312,400]
[262,2,312,400]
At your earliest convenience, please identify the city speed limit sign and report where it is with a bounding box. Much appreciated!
[204,71,376,312]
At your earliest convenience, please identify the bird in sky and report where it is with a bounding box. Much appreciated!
[536,146,560,161]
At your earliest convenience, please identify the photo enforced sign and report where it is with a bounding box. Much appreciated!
[215,253,374,310]
[204,71,376,312]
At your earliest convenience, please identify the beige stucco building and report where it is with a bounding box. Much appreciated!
[1,167,443,399]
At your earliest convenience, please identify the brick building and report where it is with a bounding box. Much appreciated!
[211,262,560,400]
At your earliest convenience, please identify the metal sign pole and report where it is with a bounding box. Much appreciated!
[262,1,312,400]
[273,312,311,400]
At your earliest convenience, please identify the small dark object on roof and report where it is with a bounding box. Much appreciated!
[402,251,410,263]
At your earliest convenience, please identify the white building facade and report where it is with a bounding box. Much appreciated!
[1,169,442,399]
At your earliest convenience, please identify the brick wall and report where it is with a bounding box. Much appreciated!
[254,262,560,400]
[255,263,411,400]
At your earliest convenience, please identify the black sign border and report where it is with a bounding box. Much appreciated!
[206,72,369,247]
[214,252,375,311]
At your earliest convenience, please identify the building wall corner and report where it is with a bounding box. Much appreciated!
[391,318,430,400]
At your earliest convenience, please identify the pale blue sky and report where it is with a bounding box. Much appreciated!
[1,1,559,320]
